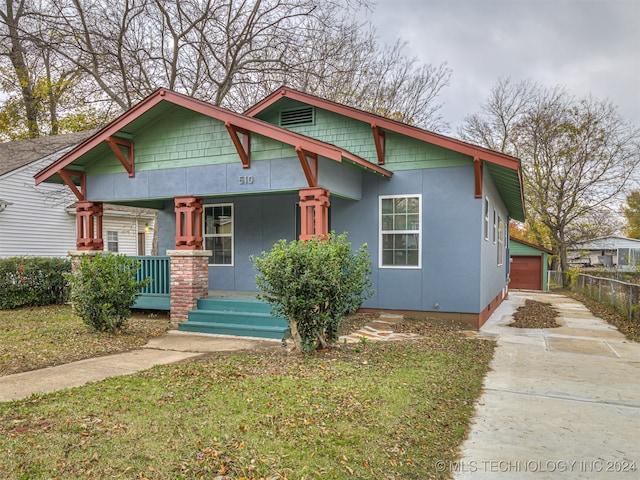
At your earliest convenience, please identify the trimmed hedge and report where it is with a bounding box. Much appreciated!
[0,257,71,309]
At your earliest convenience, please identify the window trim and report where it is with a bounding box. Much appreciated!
[203,203,234,266]
[379,194,422,269]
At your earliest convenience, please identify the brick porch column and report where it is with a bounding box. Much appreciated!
[167,249,211,324]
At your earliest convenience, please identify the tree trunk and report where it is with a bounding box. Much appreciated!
[559,240,571,288]
[316,332,328,350]
[3,0,40,137]
[288,317,303,352]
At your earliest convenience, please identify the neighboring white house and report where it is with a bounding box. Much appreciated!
[0,132,156,258]
[569,235,640,269]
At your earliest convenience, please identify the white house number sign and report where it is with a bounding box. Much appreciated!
[238,175,254,185]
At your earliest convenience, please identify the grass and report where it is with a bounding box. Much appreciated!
[0,305,172,376]
[0,306,495,479]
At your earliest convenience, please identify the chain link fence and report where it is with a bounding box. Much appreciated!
[549,271,640,322]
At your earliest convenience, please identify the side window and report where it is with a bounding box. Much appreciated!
[106,231,119,252]
[380,195,421,268]
[493,209,497,244]
[484,198,490,240]
[497,216,504,266]
[204,204,234,265]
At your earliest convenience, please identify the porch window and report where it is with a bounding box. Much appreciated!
[204,204,233,265]
[380,195,421,268]
[106,231,119,252]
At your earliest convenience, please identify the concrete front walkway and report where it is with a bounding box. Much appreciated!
[455,291,640,479]
[0,332,278,402]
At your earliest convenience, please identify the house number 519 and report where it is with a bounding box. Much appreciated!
[238,175,254,185]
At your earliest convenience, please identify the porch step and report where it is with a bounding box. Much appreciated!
[177,298,289,340]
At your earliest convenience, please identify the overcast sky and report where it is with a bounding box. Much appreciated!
[366,0,640,135]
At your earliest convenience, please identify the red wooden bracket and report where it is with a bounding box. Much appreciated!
[225,122,251,169]
[106,136,134,177]
[296,147,318,187]
[371,124,386,165]
[58,169,86,201]
[474,156,483,198]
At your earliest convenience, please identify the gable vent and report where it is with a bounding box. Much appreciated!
[280,106,314,127]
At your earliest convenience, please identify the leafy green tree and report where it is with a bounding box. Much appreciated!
[252,232,374,353]
[622,190,640,239]
[65,253,149,333]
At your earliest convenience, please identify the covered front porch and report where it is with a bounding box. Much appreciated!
[120,188,334,339]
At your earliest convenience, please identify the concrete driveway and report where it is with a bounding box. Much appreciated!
[454,291,640,479]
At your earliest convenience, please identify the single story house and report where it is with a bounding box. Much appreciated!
[509,238,552,291]
[569,236,640,270]
[0,133,156,258]
[34,87,524,334]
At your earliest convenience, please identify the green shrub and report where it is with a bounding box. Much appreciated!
[0,257,71,309]
[65,253,149,333]
[252,232,374,353]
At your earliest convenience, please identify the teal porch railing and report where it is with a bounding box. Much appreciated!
[132,256,171,310]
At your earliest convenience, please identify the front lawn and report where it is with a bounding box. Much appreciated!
[0,310,495,479]
[0,305,171,376]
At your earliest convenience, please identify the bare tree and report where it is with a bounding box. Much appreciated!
[459,78,640,276]
[2,0,451,136]
[233,18,452,130]
[0,0,112,140]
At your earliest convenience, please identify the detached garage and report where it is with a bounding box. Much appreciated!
[509,238,552,291]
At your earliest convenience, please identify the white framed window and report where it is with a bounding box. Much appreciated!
[492,209,497,244]
[380,195,421,268]
[106,231,119,252]
[618,248,640,266]
[497,216,504,266]
[484,197,490,240]
[204,204,234,265]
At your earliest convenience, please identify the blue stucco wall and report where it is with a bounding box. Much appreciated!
[86,156,363,203]
[479,168,510,308]
[331,166,485,314]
